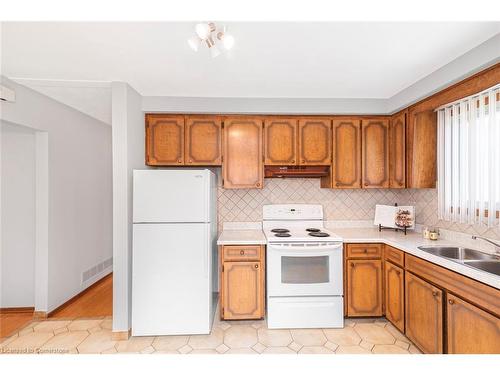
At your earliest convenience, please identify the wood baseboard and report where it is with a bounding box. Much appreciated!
[0,307,34,314]
[33,311,48,320]
[48,272,113,317]
[111,329,131,341]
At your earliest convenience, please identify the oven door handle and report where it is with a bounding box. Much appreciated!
[268,247,341,257]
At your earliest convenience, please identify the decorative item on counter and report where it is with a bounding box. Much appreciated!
[429,229,439,241]
[423,227,430,239]
[374,204,415,235]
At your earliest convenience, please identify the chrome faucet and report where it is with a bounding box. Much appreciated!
[472,235,500,254]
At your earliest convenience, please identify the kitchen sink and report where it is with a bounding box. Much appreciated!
[417,246,500,277]
[417,246,498,261]
[463,261,500,276]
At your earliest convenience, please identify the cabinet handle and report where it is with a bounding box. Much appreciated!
[364,183,368,186]
[363,249,368,253]
[448,299,455,305]
[254,264,259,269]
[256,182,261,187]
[292,160,295,164]
[432,291,439,297]
[177,159,182,163]
[336,182,340,187]
[240,250,245,255]
[396,270,401,275]
[301,160,305,164]
[350,263,355,268]
[189,159,193,163]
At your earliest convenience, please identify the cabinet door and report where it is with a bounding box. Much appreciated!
[405,272,443,353]
[222,117,263,189]
[389,111,406,188]
[384,261,404,332]
[145,115,184,166]
[406,109,437,188]
[264,118,298,165]
[298,118,331,165]
[332,119,362,188]
[361,119,389,188]
[222,261,263,320]
[185,116,222,165]
[347,259,383,317]
[447,293,500,354]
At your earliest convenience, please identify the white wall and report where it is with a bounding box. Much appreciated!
[0,121,36,307]
[0,76,113,312]
[112,82,146,333]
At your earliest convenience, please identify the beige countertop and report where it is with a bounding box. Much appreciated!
[217,224,500,289]
[216,229,267,245]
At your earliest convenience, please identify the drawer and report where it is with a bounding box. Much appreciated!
[384,245,405,267]
[222,245,262,261]
[346,243,382,259]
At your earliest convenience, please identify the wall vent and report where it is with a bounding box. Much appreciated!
[82,257,113,286]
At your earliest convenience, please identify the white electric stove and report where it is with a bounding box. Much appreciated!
[263,204,344,329]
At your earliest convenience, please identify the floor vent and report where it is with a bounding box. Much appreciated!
[82,257,113,285]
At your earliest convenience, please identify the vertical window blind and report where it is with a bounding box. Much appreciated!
[437,84,500,228]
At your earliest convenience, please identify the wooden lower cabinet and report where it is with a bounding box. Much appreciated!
[220,245,265,320]
[347,259,383,317]
[405,271,443,353]
[384,261,404,332]
[446,293,500,354]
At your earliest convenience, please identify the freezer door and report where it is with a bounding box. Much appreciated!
[132,223,213,336]
[133,169,211,223]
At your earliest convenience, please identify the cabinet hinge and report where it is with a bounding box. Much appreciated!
[222,264,224,272]
[221,121,224,129]
[221,155,224,162]
[222,307,224,316]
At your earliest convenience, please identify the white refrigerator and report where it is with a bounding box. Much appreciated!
[132,169,218,336]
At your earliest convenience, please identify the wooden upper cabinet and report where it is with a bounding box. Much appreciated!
[389,111,406,188]
[361,119,389,188]
[298,118,332,165]
[406,109,437,188]
[145,115,184,166]
[331,119,361,188]
[185,116,222,165]
[405,271,443,354]
[264,118,298,165]
[347,259,383,317]
[222,261,264,320]
[446,293,500,354]
[222,117,263,189]
[384,261,405,332]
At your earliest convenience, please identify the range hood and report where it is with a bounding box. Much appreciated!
[264,166,330,178]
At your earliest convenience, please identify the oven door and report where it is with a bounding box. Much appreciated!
[267,242,343,297]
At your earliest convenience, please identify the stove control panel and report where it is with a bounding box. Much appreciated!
[263,204,323,221]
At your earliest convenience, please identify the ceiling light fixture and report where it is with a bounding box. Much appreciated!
[188,22,235,58]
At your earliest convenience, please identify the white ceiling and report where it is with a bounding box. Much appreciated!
[2,22,500,99]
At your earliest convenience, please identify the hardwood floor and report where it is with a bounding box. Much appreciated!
[0,274,113,338]
[0,311,34,339]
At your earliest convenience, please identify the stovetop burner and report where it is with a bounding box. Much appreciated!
[308,232,330,237]
[306,228,321,232]
[275,232,291,237]
[271,228,290,233]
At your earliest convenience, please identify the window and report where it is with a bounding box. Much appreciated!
[437,84,500,228]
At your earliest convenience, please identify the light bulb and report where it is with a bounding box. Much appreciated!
[195,23,210,40]
[210,46,221,58]
[187,36,201,52]
[223,34,235,50]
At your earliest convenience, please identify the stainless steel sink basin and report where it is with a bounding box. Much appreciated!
[464,261,500,276]
[417,246,498,261]
[417,246,500,277]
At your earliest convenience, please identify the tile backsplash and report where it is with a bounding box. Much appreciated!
[217,174,500,240]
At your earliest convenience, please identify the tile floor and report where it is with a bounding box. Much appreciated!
[0,314,422,355]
